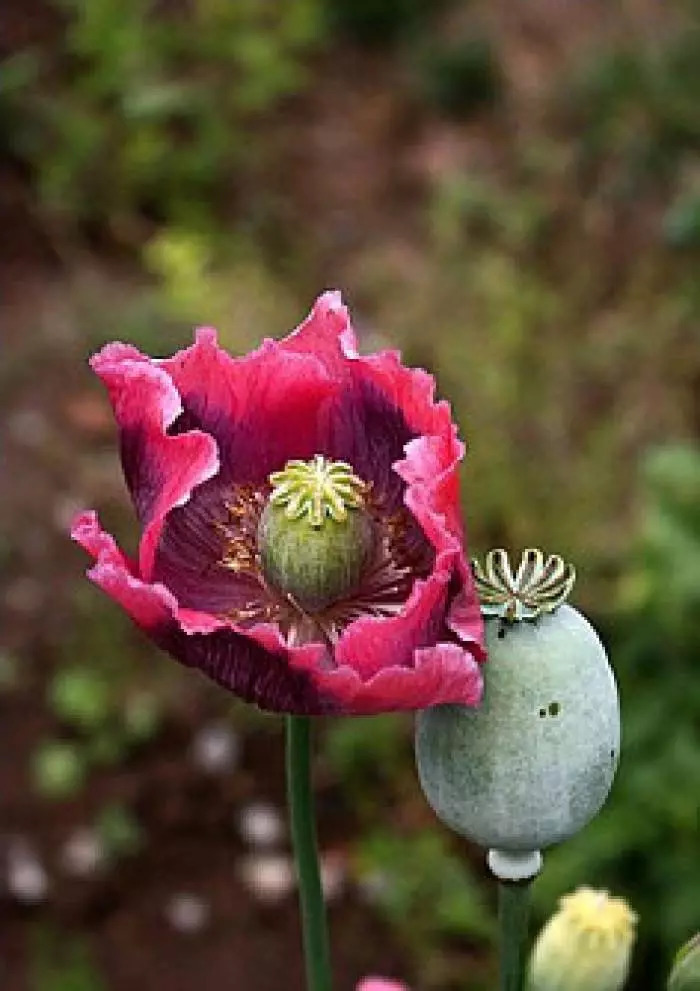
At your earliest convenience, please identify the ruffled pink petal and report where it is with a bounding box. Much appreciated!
[77,294,486,715]
[280,292,485,663]
[335,565,453,681]
[92,342,181,430]
[358,352,456,467]
[71,511,339,714]
[159,327,337,484]
[397,437,485,658]
[325,418,484,692]
[446,554,485,646]
[280,292,454,447]
[71,509,480,716]
[168,579,482,715]
[396,433,464,541]
[308,641,483,715]
[90,343,220,579]
[158,623,336,714]
[357,978,410,991]
[280,290,359,366]
[71,509,135,570]
[71,510,178,630]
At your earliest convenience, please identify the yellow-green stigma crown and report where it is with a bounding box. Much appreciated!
[268,455,367,529]
[258,456,374,612]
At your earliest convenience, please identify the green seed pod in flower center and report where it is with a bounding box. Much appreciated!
[258,455,375,612]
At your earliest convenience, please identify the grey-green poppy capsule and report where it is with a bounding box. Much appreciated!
[415,549,620,856]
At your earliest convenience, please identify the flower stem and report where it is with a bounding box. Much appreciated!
[498,879,531,991]
[286,715,332,991]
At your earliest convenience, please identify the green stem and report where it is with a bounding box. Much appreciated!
[286,715,332,991]
[498,879,531,991]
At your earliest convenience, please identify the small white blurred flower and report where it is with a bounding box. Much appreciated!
[7,841,49,904]
[528,886,637,991]
[190,722,239,774]
[320,851,347,902]
[238,802,285,848]
[238,854,295,905]
[60,828,104,878]
[164,893,210,935]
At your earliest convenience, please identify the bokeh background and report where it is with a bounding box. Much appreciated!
[1,0,699,988]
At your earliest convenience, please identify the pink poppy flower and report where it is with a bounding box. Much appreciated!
[72,292,484,715]
[356,980,410,991]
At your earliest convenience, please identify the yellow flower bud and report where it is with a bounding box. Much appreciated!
[528,887,637,991]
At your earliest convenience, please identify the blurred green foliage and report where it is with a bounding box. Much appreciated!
[353,161,697,589]
[142,227,302,350]
[32,739,87,799]
[0,52,41,155]
[566,20,700,183]
[50,665,112,732]
[0,649,20,691]
[664,183,700,250]
[357,830,494,987]
[5,0,322,236]
[31,929,106,991]
[668,933,700,991]
[323,719,496,984]
[32,591,165,798]
[321,0,442,48]
[414,35,502,120]
[96,802,144,860]
[322,714,411,814]
[534,444,700,987]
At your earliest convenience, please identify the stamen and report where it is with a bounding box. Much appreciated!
[215,484,282,626]
[211,471,433,639]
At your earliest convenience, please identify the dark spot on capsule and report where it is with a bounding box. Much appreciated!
[538,708,546,718]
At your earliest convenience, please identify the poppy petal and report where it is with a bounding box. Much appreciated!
[160,328,337,484]
[90,343,219,579]
[73,292,486,715]
[72,512,338,714]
